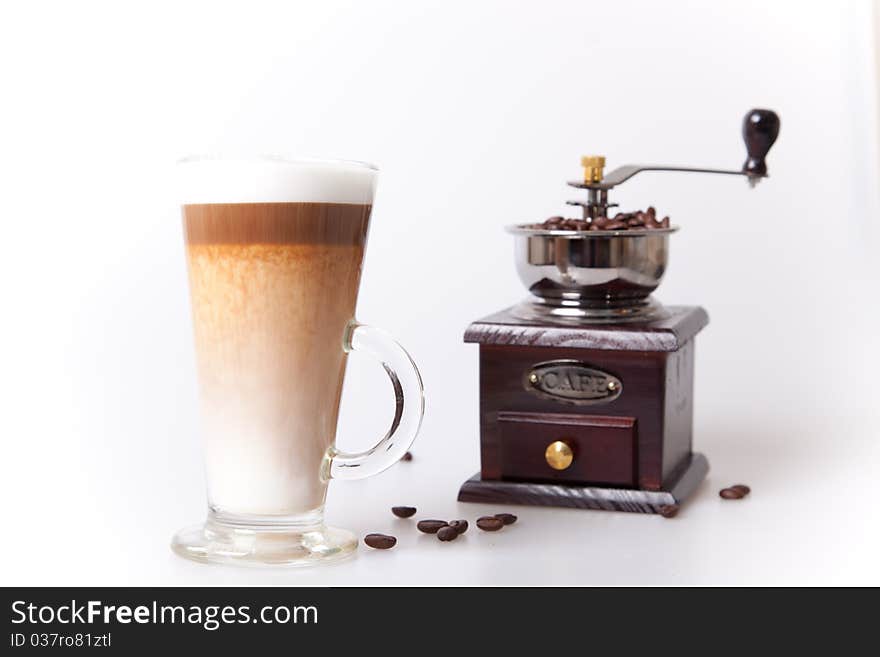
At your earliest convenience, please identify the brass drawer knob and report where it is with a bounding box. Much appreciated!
[545,440,574,470]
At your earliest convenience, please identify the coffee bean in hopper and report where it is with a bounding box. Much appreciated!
[448,520,468,535]
[363,534,397,549]
[391,506,417,518]
[494,513,517,525]
[437,526,459,542]
[476,516,504,532]
[416,520,448,534]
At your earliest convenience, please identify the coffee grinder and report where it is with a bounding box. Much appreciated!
[458,109,780,513]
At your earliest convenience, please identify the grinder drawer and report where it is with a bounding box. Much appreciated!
[497,411,637,486]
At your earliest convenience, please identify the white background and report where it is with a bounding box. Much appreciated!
[1,0,878,586]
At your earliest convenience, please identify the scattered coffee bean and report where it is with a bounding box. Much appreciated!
[476,516,504,532]
[730,484,751,496]
[363,533,396,549]
[416,520,448,534]
[494,513,517,525]
[719,487,745,500]
[437,526,459,542]
[401,451,413,461]
[448,520,469,535]
[392,506,417,518]
[658,504,679,518]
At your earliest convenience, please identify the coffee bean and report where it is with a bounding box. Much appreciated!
[536,208,671,233]
[401,451,413,462]
[730,484,751,496]
[437,526,459,542]
[392,506,417,518]
[448,520,468,535]
[658,504,679,518]
[719,487,745,500]
[494,513,517,525]
[416,520,448,534]
[364,533,396,549]
[476,516,504,532]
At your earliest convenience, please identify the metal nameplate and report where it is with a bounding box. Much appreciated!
[524,360,622,405]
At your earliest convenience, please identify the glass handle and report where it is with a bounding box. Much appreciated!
[322,321,424,481]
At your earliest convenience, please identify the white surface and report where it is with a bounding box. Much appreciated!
[176,157,377,204]
[1,0,878,586]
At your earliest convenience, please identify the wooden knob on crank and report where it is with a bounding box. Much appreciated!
[742,109,780,178]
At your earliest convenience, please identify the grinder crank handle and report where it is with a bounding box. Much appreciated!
[571,108,781,190]
[741,108,780,179]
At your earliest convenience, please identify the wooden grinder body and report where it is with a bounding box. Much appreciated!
[458,306,709,513]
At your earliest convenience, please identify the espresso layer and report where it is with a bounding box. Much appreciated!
[184,202,371,246]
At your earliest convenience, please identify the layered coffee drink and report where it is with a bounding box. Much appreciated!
[174,157,422,565]
[179,159,374,516]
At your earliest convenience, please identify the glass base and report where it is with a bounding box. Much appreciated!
[171,513,357,567]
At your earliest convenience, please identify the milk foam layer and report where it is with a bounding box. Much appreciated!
[177,157,378,205]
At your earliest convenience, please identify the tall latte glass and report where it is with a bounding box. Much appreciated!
[172,157,423,566]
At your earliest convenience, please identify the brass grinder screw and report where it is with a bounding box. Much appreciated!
[581,155,605,183]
